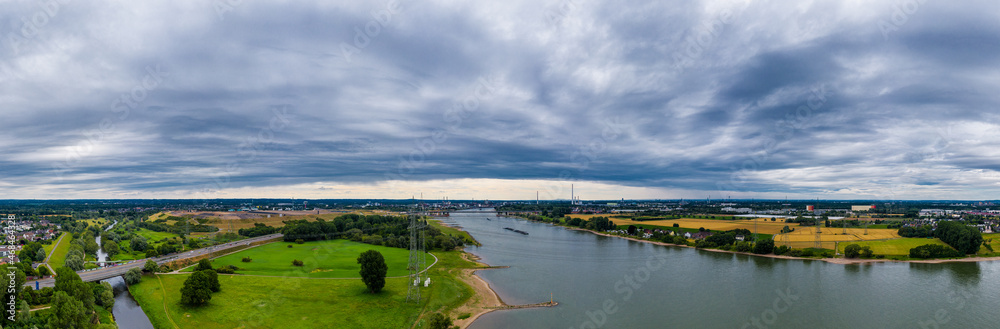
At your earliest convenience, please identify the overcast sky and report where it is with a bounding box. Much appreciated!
[2,0,999,200]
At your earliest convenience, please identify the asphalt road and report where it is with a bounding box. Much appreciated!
[26,233,283,289]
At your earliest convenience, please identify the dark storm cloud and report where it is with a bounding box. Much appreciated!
[1,0,999,199]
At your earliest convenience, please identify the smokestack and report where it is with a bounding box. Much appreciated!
[571,184,574,205]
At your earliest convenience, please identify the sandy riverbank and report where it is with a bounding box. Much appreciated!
[565,226,1000,265]
[452,253,506,329]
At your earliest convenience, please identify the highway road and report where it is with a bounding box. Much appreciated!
[26,233,283,289]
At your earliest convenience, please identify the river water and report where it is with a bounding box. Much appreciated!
[451,210,1000,329]
[96,221,154,329]
[102,276,155,329]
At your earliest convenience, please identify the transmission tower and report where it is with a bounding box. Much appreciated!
[815,216,823,249]
[406,215,427,303]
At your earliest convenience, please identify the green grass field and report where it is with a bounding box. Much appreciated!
[132,250,479,329]
[136,228,178,243]
[42,232,65,259]
[836,238,953,256]
[199,240,414,278]
[47,233,72,270]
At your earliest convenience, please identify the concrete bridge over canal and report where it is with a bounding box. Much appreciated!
[26,233,283,288]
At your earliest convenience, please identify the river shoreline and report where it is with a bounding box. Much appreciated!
[564,226,1000,265]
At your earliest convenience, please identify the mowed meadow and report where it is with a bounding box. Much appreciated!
[131,245,481,329]
[199,240,415,278]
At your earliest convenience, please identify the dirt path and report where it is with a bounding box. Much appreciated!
[156,274,180,329]
[40,232,66,273]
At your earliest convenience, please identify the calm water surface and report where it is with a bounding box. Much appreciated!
[449,210,998,329]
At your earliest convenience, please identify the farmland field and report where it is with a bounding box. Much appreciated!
[835,238,952,256]
[774,226,901,249]
[599,216,792,235]
[202,239,415,278]
[136,228,178,243]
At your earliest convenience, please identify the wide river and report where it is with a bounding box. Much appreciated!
[446,210,1000,329]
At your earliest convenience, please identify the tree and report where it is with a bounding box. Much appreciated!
[196,259,213,271]
[934,221,984,254]
[48,291,89,329]
[753,239,775,254]
[357,250,387,293]
[200,269,220,292]
[181,270,214,305]
[627,225,638,235]
[860,246,874,258]
[65,254,85,271]
[844,244,861,258]
[35,248,47,262]
[38,265,51,277]
[124,267,143,285]
[428,313,454,329]
[144,260,160,273]
[84,240,100,256]
[95,282,115,309]
[54,267,94,309]
[130,235,148,252]
[103,240,120,258]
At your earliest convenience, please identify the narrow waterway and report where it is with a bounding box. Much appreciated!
[96,220,153,328]
[95,220,117,266]
[102,276,154,329]
[450,209,999,329]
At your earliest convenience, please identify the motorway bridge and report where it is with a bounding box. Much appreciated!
[26,233,283,289]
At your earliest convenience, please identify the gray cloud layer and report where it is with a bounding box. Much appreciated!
[2,0,999,199]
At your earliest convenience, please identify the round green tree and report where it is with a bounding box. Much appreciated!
[357,250,388,293]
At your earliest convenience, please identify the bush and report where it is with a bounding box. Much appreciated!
[295,239,305,244]
[672,223,679,227]
[735,242,752,253]
[292,259,304,266]
[215,265,239,274]
[288,245,293,248]
[242,257,253,263]
[774,245,791,255]
[457,313,471,320]
[909,244,963,259]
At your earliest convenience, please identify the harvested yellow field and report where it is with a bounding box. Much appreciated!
[773,227,900,250]
[605,217,790,235]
